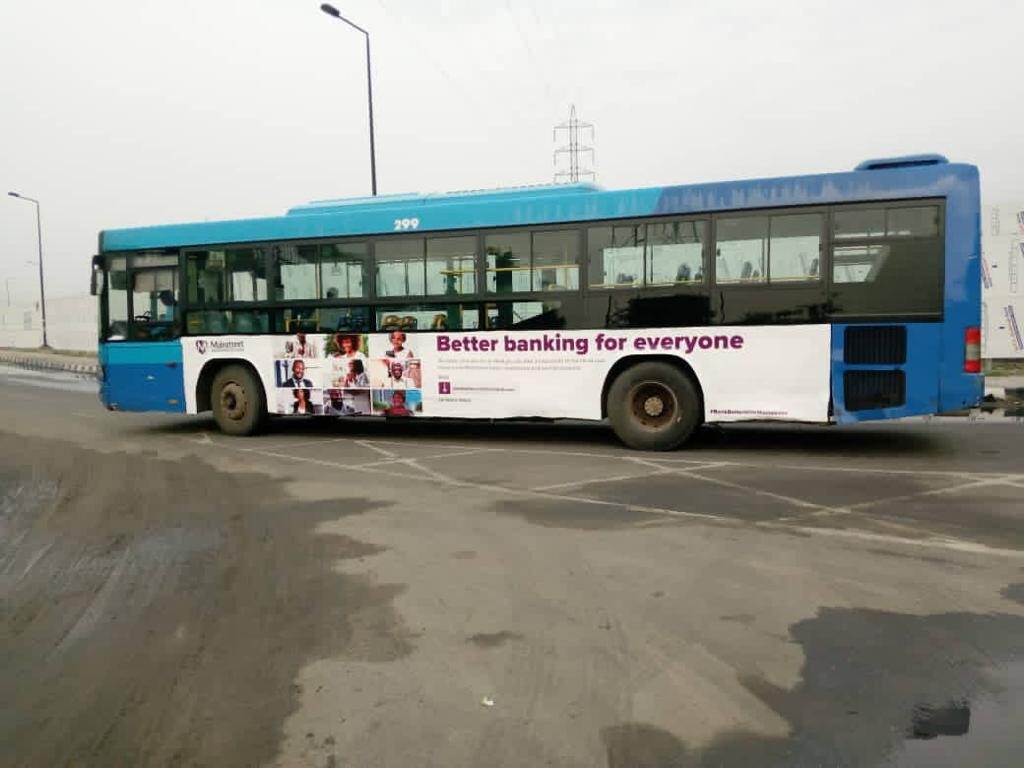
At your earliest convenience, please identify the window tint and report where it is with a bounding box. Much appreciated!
[588,225,644,289]
[131,253,177,268]
[278,245,318,300]
[716,217,768,283]
[486,232,530,294]
[532,230,579,291]
[186,248,268,303]
[185,309,269,334]
[321,242,368,299]
[833,208,885,240]
[276,305,369,333]
[485,301,565,330]
[887,206,939,237]
[132,268,178,323]
[833,245,889,284]
[648,220,705,286]
[376,303,480,331]
[426,236,476,296]
[831,240,942,316]
[769,213,821,282]
[226,248,269,301]
[106,256,128,339]
[376,239,425,297]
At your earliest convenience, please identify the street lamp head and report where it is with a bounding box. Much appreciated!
[320,3,341,17]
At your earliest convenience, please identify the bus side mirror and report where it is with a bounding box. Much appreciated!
[90,255,105,296]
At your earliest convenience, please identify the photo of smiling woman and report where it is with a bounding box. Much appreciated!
[276,387,323,415]
[372,388,422,416]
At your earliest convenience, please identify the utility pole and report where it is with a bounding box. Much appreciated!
[553,105,595,184]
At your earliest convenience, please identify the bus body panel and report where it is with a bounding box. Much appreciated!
[937,164,984,412]
[99,340,186,413]
[830,323,941,424]
[172,325,832,424]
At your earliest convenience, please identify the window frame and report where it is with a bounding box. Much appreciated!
[826,198,946,321]
[709,207,827,290]
[98,197,947,338]
[584,215,711,292]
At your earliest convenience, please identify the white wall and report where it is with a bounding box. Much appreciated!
[982,203,1024,358]
[0,294,96,351]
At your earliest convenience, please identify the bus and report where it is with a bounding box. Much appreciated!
[90,153,983,450]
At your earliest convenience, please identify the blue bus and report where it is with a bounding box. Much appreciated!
[91,153,982,450]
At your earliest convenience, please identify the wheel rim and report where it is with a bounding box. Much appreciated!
[627,381,678,431]
[219,380,248,422]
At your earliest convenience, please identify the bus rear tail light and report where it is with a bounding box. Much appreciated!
[964,327,981,373]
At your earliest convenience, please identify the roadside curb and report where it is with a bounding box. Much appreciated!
[0,351,98,376]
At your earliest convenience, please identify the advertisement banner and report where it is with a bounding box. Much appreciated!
[181,324,832,423]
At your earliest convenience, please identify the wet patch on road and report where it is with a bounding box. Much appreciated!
[1002,583,1024,606]
[601,723,690,768]
[467,630,525,648]
[494,497,672,530]
[860,547,983,570]
[600,607,1024,767]
[0,431,411,768]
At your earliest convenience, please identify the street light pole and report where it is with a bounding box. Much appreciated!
[7,191,48,348]
[319,3,378,196]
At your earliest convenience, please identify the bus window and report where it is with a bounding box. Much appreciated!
[186,248,268,304]
[887,206,940,237]
[130,268,178,340]
[647,220,706,286]
[320,243,367,299]
[106,257,128,340]
[376,239,426,297]
[833,208,885,240]
[833,245,889,284]
[185,310,269,335]
[277,306,369,333]
[716,217,768,284]
[486,232,530,294]
[485,301,564,330]
[768,213,822,282]
[278,245,318,300]
[587,225,644,289]
[426,236,477,296]
[532,230,580,291]
[376,304,479,331]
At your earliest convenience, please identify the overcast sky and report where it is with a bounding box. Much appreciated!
[1,0,1021,301]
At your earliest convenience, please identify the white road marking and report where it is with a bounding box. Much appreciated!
[354,440,399,458]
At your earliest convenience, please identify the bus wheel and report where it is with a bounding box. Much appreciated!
[211,364,266,436]
[608,362,701,451]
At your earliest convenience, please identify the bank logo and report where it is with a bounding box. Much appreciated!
[438,381,451,395]
[195,340,208,354]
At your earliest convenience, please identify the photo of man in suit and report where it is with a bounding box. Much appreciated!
[282,359,313,388]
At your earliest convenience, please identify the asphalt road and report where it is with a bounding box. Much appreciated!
[2,365,1023,768]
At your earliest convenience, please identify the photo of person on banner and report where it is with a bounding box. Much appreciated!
[384,330,414,359]
[343,359,370,388]
[329,333,367,360]
[284,332,317,358]
[371,359,416,389]
[281,359,313,388]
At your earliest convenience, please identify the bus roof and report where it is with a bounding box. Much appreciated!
[100,155,978,252]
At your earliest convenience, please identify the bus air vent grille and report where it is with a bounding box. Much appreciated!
[844,326,907,365]
[844,370,906,411]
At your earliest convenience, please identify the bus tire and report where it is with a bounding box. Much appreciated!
[607,362,701,451]
[211,364,266,436]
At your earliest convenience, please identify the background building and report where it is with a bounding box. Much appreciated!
[981,202,1024,359]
